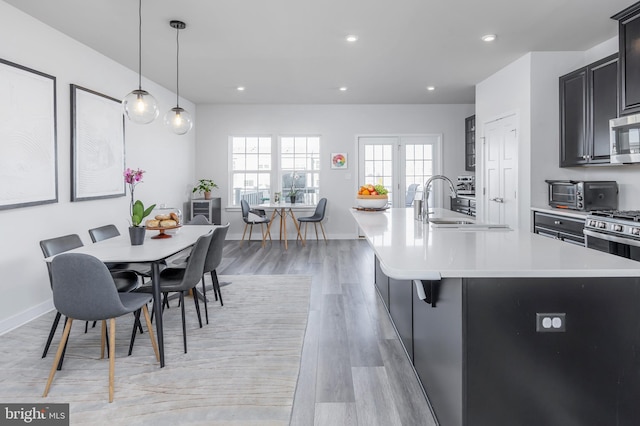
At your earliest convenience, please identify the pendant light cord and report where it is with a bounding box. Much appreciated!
[175,25,180,107]
[137,0,142,90]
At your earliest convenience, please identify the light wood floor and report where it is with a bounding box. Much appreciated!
[219,238,436,426]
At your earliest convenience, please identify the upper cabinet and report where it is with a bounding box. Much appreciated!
[613,2,640,115]
[465,115,475,172]
[559,54,618,167]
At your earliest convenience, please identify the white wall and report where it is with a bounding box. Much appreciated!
[195,104,475,239]
[476,35,640,231]
[0,2,196,333]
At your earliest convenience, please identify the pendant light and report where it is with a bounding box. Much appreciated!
[122,0,159,124]
[164,20,193,135]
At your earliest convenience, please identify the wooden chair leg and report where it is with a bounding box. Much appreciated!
[260,223,267,248]
[314,223,319,241]
[142,304,159,362]
[108,318,116,403]
[43,318,73,398]
[248,224,254,242]
[101,320,107,359]
[320,222,327,241]
[240,223,249,245]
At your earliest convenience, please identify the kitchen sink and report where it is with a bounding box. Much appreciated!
[428,217,511,229]
[429,219,475,225]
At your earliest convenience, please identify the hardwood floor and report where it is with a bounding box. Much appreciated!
[218,239,436,426]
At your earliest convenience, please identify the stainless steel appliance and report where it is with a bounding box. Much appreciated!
[584,210,640,261]
[610,113,640,164]
[545,180,618,211]
[456,175,475,195]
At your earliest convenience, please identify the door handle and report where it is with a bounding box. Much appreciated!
[490,197,504,203]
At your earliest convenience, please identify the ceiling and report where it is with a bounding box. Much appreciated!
[3,0,633,105]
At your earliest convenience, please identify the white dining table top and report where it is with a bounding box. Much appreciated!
[44,225,215,263]
[254,202,316,210]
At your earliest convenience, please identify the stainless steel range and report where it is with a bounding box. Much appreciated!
[584,210,640,261]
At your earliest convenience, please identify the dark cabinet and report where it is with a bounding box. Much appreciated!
[613,2,640,115]
[464,115,475,171]
[450,196,476,217]
[374,256,389,309]
[533,211,585,246]
[388,278,413,362]
[559,54,618,166]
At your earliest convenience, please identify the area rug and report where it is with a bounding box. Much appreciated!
[0,275,311,425]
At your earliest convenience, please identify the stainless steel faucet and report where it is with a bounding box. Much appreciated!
[422,175,458,222]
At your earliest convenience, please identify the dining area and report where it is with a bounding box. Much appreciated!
[39,219,228,400]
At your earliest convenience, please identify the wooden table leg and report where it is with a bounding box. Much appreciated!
[289,209,305,246]
[282,208,288,250]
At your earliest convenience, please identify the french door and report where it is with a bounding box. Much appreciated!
[357,135,442,208]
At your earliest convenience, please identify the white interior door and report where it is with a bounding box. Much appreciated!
[484,115,518,227]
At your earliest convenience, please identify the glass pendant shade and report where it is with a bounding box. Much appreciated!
[164,106,193,135]
[122,89,159,124]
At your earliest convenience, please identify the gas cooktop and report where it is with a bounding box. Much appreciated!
[589,210,640,222]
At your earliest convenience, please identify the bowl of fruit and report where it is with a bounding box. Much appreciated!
[357,184,389,209]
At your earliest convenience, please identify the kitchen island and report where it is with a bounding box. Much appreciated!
[352,207,640,426]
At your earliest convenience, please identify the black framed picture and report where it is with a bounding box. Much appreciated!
[0,58,57,210]
[71,84,125,201]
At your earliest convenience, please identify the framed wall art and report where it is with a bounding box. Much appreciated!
[0,58,58,210]
[331,152,348,169]
[71,84,125,201]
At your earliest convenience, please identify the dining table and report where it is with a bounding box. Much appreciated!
[254,202,316,250]
[44,224,215,367]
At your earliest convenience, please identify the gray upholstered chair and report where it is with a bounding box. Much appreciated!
[200,223,230,323]
[405,184,419,207]
[39,234,139,360]
[240,199,271,247]
[43,253,159,403]
[135,230,213,353]
[88,224,154,279]
[297,198,328,242]
[188,214,210,225]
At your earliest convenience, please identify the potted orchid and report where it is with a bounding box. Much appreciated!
[287,172,301,203]
[124,168,156,245]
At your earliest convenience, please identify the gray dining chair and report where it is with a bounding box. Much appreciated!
[43,253,159,403]
[240,199,271,247]
[297,198,328,242]
[134,230,213,353]
[405,184,419,207]
[188,215,210,225]
[88,224,154,279]
[39,234,139,361]
[201,223,230,323]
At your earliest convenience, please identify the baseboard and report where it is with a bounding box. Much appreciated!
[227,232,357,241]
[0,299,54,336]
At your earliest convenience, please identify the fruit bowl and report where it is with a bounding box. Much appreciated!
[357,194,389,209]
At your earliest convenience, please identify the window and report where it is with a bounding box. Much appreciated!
[231,136,271,205]
[280,136,320,203]
[229,135,321,206]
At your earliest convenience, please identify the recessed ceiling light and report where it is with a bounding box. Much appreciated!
[237,86,245,91]
[339,87,348,91]
[346,35,358,42]
[482,34,497,42]
[426,86,435,91]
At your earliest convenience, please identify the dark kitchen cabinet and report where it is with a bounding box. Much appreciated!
[613,2,640,115]
[464,115,475,171]
[388,278,413,362]
[559,54,618,166]
[533,210,585,246]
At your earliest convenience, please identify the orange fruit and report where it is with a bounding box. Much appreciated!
[361,189,370,195]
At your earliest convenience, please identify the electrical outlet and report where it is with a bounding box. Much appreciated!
[536,313,566,332]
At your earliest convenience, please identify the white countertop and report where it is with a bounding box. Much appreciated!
[530,206,590,220]
[352,208,640,280]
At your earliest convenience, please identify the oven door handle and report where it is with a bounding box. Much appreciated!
[584,229,640,248]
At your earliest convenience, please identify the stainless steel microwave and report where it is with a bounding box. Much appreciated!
[610,113,640,164]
